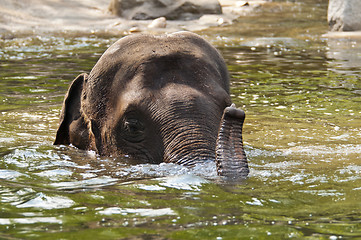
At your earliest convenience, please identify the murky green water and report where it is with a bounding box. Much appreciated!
[1,1,360,239]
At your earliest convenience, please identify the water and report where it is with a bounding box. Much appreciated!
[1,0,360,239]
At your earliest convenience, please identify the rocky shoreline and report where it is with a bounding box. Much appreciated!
[0,0,269,38]
[2,0,361,40]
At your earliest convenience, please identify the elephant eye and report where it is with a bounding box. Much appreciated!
[123,118,145,142]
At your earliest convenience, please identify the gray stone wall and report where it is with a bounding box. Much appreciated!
[109,0,222,20]
[328,0,361,31]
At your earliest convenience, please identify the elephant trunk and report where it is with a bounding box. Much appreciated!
[216,104,249,179]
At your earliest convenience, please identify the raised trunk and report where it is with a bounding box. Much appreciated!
[216,104,249,179]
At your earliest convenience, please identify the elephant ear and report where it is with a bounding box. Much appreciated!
[54,73,89,148]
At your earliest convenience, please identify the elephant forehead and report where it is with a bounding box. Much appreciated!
[113,82,211,114]
[102,32,208,59]
[90,32,224,82]
[118,82,201,104]
[157,84,224,114]
[109,72,230,116]
[87,43,210,102]
[160,83,206,99]
[84,32,230,119]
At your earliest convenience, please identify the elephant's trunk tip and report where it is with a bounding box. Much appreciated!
[224,104,246,122]
[216,104,249,180]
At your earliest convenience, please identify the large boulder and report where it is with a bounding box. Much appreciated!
[108,0,222,20]
[328,0,361,31]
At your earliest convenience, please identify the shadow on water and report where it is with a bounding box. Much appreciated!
[0,0,360,239]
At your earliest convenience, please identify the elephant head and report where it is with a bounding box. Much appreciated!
[54,32,249,178]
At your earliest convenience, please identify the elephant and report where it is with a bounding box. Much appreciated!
[54,31,249,178]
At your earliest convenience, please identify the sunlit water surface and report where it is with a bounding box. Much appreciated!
[1,0,360,239]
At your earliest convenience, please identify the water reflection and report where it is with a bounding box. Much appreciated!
[326,38,361,75]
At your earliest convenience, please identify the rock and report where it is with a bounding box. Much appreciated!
[198,15,227,27]
[217,17,225,25]
[129,27,141,33]
[148,17,167,28]
[328,0,361,31]
[108,0,222,20]
[0,28,15,40]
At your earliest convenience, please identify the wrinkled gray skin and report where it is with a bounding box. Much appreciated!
[54,31,249,178]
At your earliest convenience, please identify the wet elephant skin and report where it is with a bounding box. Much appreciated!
[55,31,248,177]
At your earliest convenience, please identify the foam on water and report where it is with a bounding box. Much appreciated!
[114,160,217,180]
[16,192,74,209]
[157,174,209,191]
[98,207,176,217]
[0,169,24,179]
[0,217,62,225]
[50,176,119,190]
